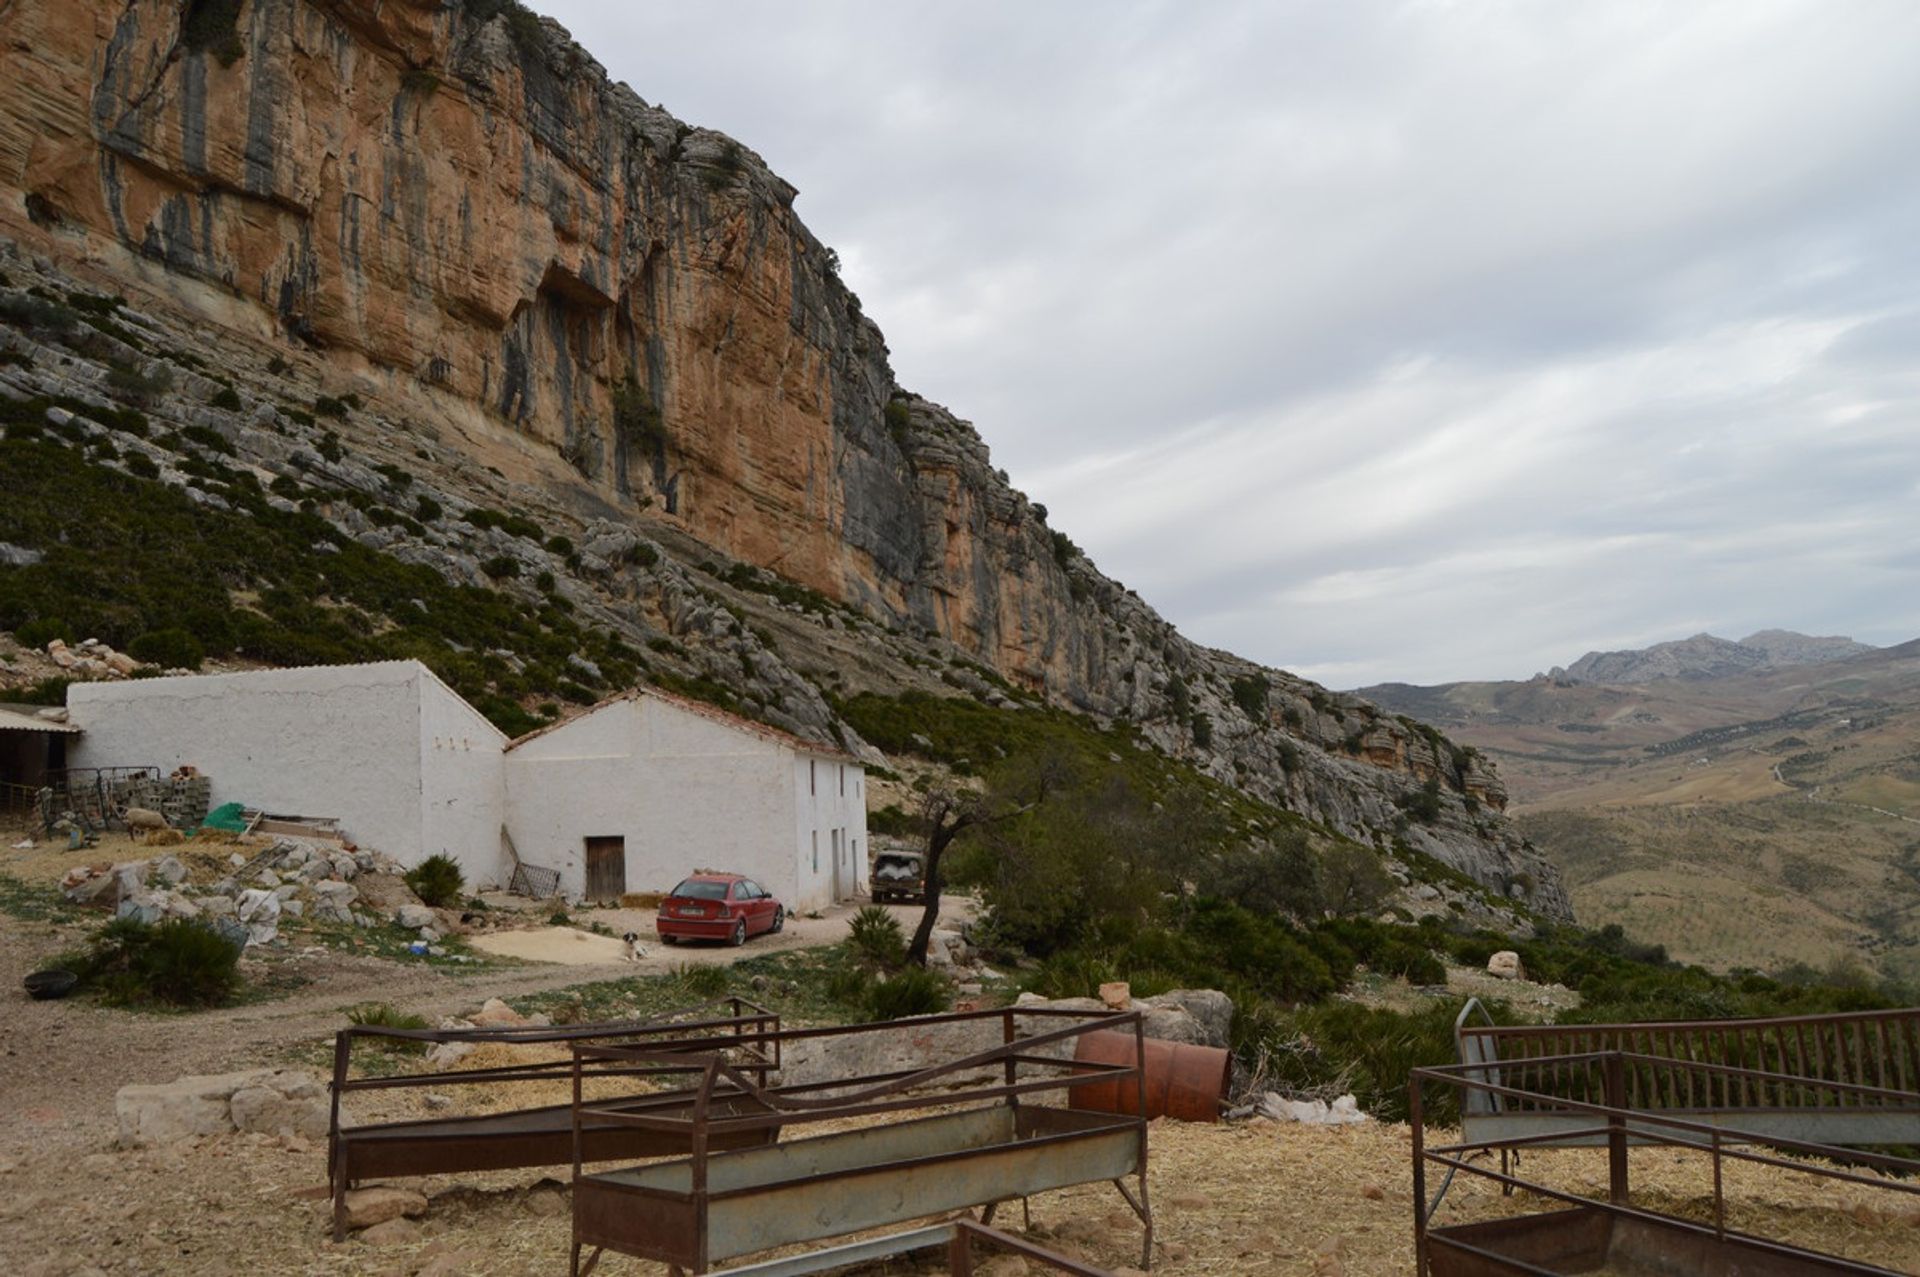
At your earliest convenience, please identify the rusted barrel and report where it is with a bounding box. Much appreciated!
[1068,1029,1230,1123]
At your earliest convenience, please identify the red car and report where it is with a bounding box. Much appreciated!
[656,873,785,947]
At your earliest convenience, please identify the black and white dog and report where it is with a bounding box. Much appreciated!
[623,931,649,962]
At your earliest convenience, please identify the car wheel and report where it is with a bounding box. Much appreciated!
[729,918,747,947]
[661,933,678,946]
[770,906,784,934]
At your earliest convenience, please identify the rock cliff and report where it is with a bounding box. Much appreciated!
[0,0,1568,918]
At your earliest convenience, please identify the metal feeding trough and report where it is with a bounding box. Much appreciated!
[327,998,782,1241]
[1411,1007,1920,1277]
[567,1006,1159,1276]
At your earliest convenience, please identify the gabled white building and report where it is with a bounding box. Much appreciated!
[504,690,868,913]
[61,660,868,911]
[67,661,506,884]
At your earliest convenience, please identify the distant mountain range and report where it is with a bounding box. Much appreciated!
[1548,630,1877,685]
[1352,630,1920,981]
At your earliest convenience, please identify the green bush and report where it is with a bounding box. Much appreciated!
[480,555,520,579]
[847,905,906,969]
[15,617,66,648]
[128,627,205,671]
[346,1002,429,1053]
[182,0,245,65]
[1230,674,1270,720]
[68,917,242,1008]
[403,853,464,908]
[105,360,174,407]
[866,966,951,1020]
[210,386,242,410]
[825,963,875,1009]
[672,963,731,1000]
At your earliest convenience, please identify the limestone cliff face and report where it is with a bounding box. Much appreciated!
[0,0,1568,918]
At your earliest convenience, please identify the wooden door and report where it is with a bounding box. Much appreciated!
[584,836,625,901]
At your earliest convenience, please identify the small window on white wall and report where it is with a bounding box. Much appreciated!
[810,759,816,795]
[811,830,818,873]
[838,764,845,796]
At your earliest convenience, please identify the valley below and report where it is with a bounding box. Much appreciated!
[1363,636,1920,981]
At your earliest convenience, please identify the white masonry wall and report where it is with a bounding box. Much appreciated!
[505,697,813,906]
[792,754,869,911]
[67,661,434,862]
[416,671,509,888]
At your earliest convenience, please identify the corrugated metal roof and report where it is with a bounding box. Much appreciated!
[0,705,82,734]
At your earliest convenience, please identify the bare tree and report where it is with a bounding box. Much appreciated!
[905,760,1060,967]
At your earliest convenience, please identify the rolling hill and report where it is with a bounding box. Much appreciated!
[1359,636,1920,979]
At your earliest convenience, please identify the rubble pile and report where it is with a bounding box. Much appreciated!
[40,636,151,679]
[55,837,474,953]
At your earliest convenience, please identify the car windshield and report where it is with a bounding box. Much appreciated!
[672,880,731,901]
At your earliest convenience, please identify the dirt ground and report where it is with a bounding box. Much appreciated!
[5,833,1918,1275]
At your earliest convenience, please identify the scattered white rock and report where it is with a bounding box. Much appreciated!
[116,1069,325,1146]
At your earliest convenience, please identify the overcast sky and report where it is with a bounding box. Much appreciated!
[547,1,1920,687]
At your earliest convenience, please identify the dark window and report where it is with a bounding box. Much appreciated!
[671,879,730,901]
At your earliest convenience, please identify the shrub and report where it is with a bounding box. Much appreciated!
[182,0,245,65]
[69,917,242,1007]
[316,430,344,462]
[15,617,67,648]
[210,386,242,410]
[848,905,906,969]
[128,628,204,671]
[105,360,174,407]
[404,853,464,908]
[414,495,442,522]
[1399,777,1444,823]
[313,395,350,419]
[346,1003,429,1053]
[825,963,873,1009]
[123,451,159,479]
[1230,674,1270,720]
[481,555,520,580]
[866,965,951,1020]
[672,963,731,1000]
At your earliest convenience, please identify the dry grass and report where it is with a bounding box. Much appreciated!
[8,1109,1918,1275]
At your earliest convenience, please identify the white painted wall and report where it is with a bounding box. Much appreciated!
[504,695,865,913]
[68,661,437,861]
[793,754,869,909]
[416,670,509,888]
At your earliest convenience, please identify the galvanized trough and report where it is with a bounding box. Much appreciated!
[1411,1044,1920,1276]
[328,998,780,1241]
[1454,1000,1920,1150]
[567,1006,1154,1276]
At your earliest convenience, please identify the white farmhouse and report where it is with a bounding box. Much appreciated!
[504,689,868,913]
[65,661,507,885]
[61,660,869,911]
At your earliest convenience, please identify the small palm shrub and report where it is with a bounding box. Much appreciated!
[347,1002,429,1053]
[404,853,464,907]
[825,965,875,1009]
[847,905,906,969]
[69,917,242,1007]
[866,966,952,1021]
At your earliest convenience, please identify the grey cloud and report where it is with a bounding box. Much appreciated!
[546,0,1920,685]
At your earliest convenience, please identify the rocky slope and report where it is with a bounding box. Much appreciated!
[0,0,1566,918]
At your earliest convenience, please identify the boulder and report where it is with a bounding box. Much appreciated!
[1487,951,1526,981]
[358,1217,421,1246]
[394,904,437,930]
[235,888,281,945]
[341,1185,427,1229]
[470,997,525,1027]
[116,1069,325,1146]
[1144,989,1234,1050]
[151,855,189,885]
[115,892,164,926]
[1099,981,1132,1010]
